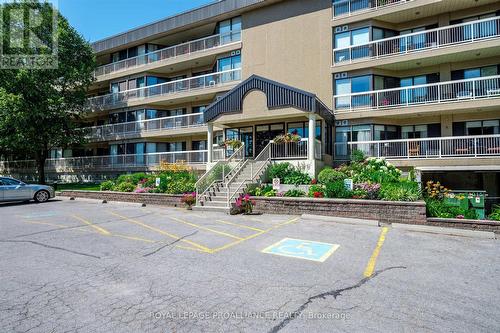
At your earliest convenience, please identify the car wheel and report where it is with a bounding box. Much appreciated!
[34,190,50,203]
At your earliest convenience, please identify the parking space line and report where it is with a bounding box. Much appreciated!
[165,216,245,241]
[72,214,111,236]
[109,212,212,253]
[210,217,300,254]
[112,234,156,243]
[22,220,94,234]
[364,227,389,278]
[215,220,265,232]
[175,245,210,253]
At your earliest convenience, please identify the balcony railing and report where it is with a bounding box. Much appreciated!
[343,134,500,160]
[87,69,241,110]
[85,113,205,141]
[334,16,500,64]
[94,31,241,78]
[333,0,408,18]
[334,75,500,112]
[0,150,226,173]
[270,138,322,160]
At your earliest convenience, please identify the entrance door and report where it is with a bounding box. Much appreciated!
[255,123,285,157]
[240,127,253,158]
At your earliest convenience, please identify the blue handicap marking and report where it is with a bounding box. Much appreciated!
[262,238,340,262]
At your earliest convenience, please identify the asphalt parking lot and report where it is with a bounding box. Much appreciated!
[0,198,499,333]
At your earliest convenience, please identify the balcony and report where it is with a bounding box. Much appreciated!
[344,134,500,161]
[85,113,205,142]
[0,149,226,173]
[270,139,322,160]
[334,75,500,114]
[333,0,408,19]
[87,69,241,111]
[94,31,241,79]
[333,17,500,66]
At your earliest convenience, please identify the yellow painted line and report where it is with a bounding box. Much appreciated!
[167,216,244,240]
[109,212,212,253]
[211,217,301,253]
[364,227,389,278]
[72,214,111,236]
[113,234,156,243]
[22,220,93,234]
[175,245,210,253]
[215,220,265,232]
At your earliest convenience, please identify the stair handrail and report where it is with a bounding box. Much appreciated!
[226,141,273,206]
[194,143,245,206]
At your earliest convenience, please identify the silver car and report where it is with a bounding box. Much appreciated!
[0,177,55,203]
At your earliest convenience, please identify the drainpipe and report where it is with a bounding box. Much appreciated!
[207,122,213,163]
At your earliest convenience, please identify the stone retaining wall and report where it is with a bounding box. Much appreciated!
[426,217,500,232]
[252,196,427,225]
[58,190,183,207]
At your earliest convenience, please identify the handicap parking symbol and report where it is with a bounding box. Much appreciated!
[262,238,340,262]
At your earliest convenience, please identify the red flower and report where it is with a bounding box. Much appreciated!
[311,179,318,185]
[313,191,323,198]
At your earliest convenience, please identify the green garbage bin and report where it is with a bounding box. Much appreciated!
[446,190,486,220]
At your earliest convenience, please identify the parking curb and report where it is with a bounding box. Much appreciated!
[391,223,496,239]
[301,214,380,227]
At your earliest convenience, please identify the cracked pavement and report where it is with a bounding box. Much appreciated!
[0,198,499,332]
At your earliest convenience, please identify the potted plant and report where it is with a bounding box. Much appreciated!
[235,194,255,215]
[273,133,301,144]
[219,139,243,150]
[181,192,196,210]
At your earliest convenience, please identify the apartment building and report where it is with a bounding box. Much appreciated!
[2,0,499,199]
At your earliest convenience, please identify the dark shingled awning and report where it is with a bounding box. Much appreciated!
[203,75,334,124]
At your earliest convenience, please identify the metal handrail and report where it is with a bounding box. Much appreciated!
[84,113,204,141]
[94,30,241,77]
[333,16,500,64]
[87,68,242,110]
[333,0,408,18]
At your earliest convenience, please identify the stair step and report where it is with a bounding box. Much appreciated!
[193,205,230,214]
[202,201,230,208]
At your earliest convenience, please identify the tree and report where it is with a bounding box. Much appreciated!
[0,0,95,183]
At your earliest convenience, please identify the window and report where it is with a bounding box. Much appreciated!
[335,75,372,108]
[192,140,207,151]
[1,178,21,185]
[454,120,500,136]
[287,121,322,141]
[217,16,242,43]
[452,65,499,80]
[218,53,241,81]
[374,125,398,140]
[334,27,370,62]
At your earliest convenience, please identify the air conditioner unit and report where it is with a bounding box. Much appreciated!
[334,27,342,33]
[342,25,349,32]
[341,72,348,78]
[334,73,341,79]
[230,50,241,56]
[209,80,216,86]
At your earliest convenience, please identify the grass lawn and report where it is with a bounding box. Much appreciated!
[55,183,101,191]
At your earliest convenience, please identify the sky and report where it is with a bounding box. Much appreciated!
[58,0,216,43]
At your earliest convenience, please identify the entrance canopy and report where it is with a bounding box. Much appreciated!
[203,75,334,124]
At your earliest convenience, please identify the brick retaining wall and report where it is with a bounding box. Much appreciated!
[426,218,500,232]
[252,196,427,225]
[59,190,183,207]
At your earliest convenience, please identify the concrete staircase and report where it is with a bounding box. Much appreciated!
[195,159,270,213]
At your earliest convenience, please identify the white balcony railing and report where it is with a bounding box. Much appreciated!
[333,0,408,18]
[344,134,500,160]
[0,150,226,173]
[334,16,500,64]
[94,31,241,78]
[85,113,205,142]
[270,138,322,160]
[334,75,500,112]
[87,69,242,110]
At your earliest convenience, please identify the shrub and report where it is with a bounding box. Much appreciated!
[284,189,306,197]
[354,182,380,200]
[264,190,277,197]
[351,149,366,163]
[268,162,294,181]
[113,182,135,193]
[488,205,500,221]
[235,194,255,214]
[425,198,477,219]
[353,158,401,184]
[424,180,450,200]
[379,181,421,202]
[325,180,352,199]
[116,172,150,185]
[100,180,115,191]
[308,185,325,198]
[157,170,197,194]
[247,185,274,197]
[317,168,346,185]
[283,170,311,185]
